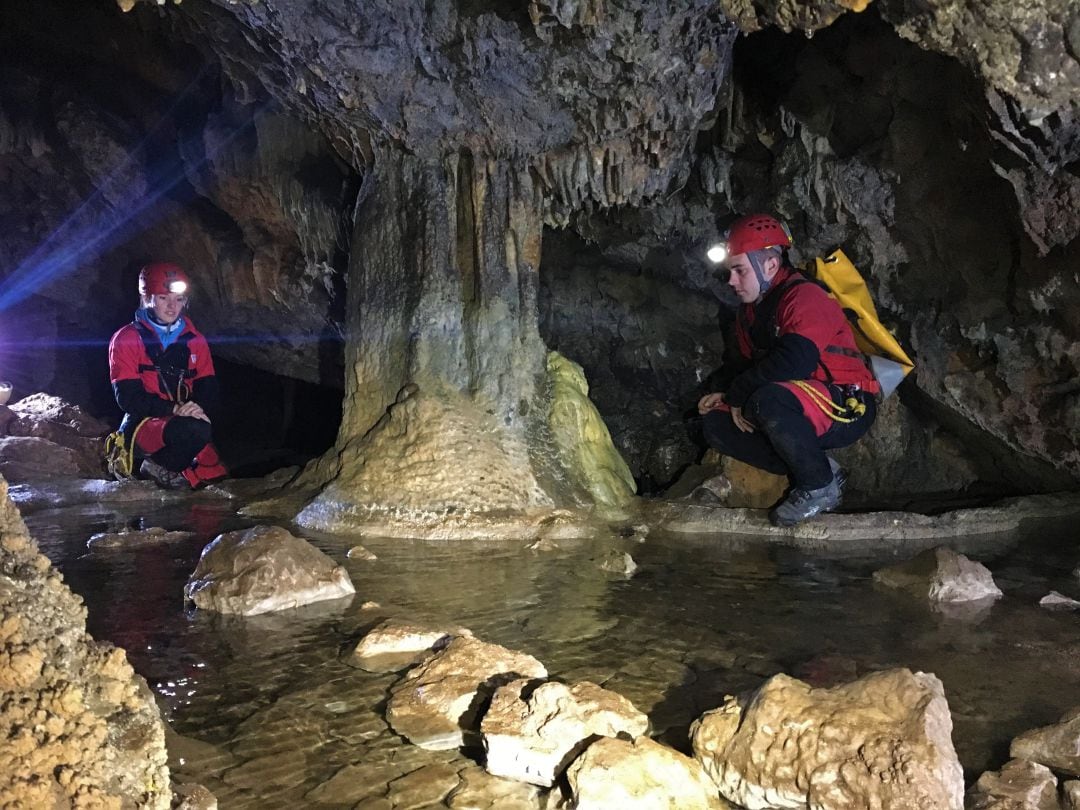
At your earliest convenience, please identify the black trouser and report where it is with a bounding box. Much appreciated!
[152,416,212,472]
[702,383,876,490]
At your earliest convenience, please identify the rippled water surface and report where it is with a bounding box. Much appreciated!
[26,495,1080,809]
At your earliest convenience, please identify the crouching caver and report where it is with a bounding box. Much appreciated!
[107,262,227,489]
[699,214,877,526]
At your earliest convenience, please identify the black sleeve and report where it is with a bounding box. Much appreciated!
[725,333,821,407]
[702,357,750,394]
[190,376,220,424]
[113,379,174,421]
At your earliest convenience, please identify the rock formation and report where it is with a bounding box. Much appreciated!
[0,474,170,807]
[183,524,355,615]
[481,678,649,787]
[385,636,547,750]
[691,668,964,809]
[873,546,1004,603]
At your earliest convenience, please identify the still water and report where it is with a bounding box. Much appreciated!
[25,495,1080,808]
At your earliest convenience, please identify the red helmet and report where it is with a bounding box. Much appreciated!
[138,262,191,297]
[726,214,792,256]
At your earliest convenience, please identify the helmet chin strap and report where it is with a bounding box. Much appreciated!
[748,251,772,300]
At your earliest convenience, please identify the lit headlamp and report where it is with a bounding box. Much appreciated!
[168,280,188,294]
[705,242,729,264]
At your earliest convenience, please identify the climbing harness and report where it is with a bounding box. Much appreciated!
[104,417,150,479]
[133,320,195,404]
[789,380,866,423]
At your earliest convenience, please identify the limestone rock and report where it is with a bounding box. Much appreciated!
[1011,706,1080,777]
[567,735,728,810]
[547,351,636,508]
[1040,591,1080,611]
[0,435,87,480]
[172,782,218,810]
[481,679,649,786]
[351,618,473,673]
[386,636,547,750]
[2,393,109,479]
[667,453,787,509]
[968,758,1059,810]
[594,549,637,576]
[873,547,1003,603]
[297,386,554,533]
[691,669,964,810]
[88,526,196,550]
[347,544,377,560]
[0,474,170,807]
[184,525,354,616]
[1064,780,1080,810]
[447,764,542,809]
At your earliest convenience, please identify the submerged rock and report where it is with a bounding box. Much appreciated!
[481,678,649,787]
[968,758,1059,810]
[1039,591,1080,611]
[386,636,547,750]
[88,526,195,550]
[184,525,355,616]
[873,546,1003,603]
[0,474,170,807]
[350,618,473,673]
[447,764,543,809]
[567,735,727,810]
[691,668,963,810]
[594,549,638,576]
[1010,706,1080,777]
[172,782,218,810]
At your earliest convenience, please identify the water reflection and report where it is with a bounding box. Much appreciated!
[25,501,1080,806]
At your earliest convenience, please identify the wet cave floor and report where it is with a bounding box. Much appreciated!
[21,487,1080,809]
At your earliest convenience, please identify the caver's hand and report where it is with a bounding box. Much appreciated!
[173,401,210,423]
[731,406,755,433]
[697,392,726,415]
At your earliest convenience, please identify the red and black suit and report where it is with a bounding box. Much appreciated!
[108,309,227,487]
[703,265,877,490]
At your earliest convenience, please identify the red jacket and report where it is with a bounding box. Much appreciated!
[108,311,218,432]
[726,266,877,409]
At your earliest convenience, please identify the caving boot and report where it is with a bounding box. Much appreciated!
[769,476,842,527]
[139,458,190,490]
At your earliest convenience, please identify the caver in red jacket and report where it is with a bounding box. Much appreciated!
[725,265,878,437]
[108,308,227,487]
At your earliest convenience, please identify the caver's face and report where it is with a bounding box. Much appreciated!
[725,253,777,304]
[145,292,187,325]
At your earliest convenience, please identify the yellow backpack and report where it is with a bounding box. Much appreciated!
[809,249,914,398]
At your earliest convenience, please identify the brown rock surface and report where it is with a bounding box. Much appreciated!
[1010,706,1080,777]
[567,735,729,810]
[386,636,547,751]
[0,474,170,807]
[691,668,963,810]
[481,679,649,786]
[184,525,355,616]
[968,758,1060,810]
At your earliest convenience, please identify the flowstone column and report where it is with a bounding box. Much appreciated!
[295,149,632,536]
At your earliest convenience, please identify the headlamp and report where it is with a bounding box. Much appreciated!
[168,280,188,294]
[706,243,728,264]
